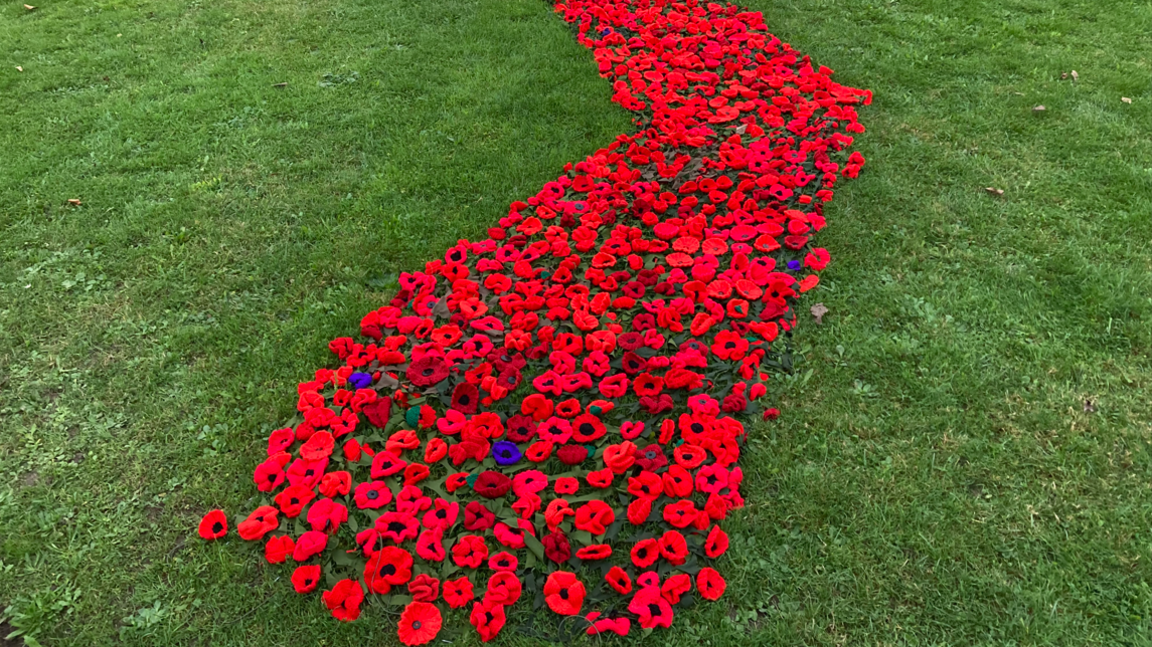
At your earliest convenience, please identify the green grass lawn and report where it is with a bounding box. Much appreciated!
[1,0,1149,644]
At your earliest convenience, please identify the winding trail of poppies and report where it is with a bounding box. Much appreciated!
[198,0,868,643]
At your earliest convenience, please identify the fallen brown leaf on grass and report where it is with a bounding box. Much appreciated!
[1083,399,1095,413]
[810,303,829,324]
[984,187,1005,197]
[15,66,23,72]
[1032,105,1046,113]
[23,4,35,9]
[1071,70,1078,82]
[67,198,81,206]
[1121,97,1132,104]
[273,82,288,88]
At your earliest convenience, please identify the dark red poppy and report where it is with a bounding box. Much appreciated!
[463,501,495,531]
[407,355,448,386]
[198,509,227,540]
[473,471,512,498]
[542,530,571,563]
[450,382,480,414]
[557,444,588,465]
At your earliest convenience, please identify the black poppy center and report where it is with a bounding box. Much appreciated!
[645,450,658,459]
[458,393,471,405]
[559,589,569,600]
[485,612,495,623]
[648,603,663,616]
[437,509,447,518]
[691,422,704,433]
[388,521,407,533]
[422,367,434,377]
[579,423,596,435]
[366,490,379,500]
[725,341,736,349]
[212,521,224,533]
[412,620,422,630]
[380,564,396,577]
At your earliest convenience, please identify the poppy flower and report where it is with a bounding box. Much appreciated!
[398,601,442,645]
[354,481,393,509]
[662,499,699,529]
[376,512,420,544]
[253,458,285,492]
[627,471,663,500]
[407,355,449,386]
[415,528,446,562]
[322,579,364,622]
[493,521,529,550]
[291,564,321,593]
[237,506,279,541]
[198,509,228,540]
[364,546,413,594]
[446,472,470,493]
[574,500,614,535]
[673,443,707,469]
[605,566,632,594]
[575,544,612,560]
[491,441,522,466]
[629,586,674,629]
[452,534,488,568]
[292,530,328,561]
[602,441,637,473]
[543,571,585,616]
[408,574,440,602]
[265,534,295,563]
[307,498,348,533]
[658,531,689,565]
[661,573,692,604]
[705,524,730,558]
[556,444,588,465]
[697,567,726,600]
[450,383,480,414]
[473,471,512,498]
[370,451,408,479]
[485,571,522,605]
[585,612,631,637]
[318,471,351,498]
[554,476,579,494]
[524,440,554,462]
[504,414,537,442]
[630,536,660,568]
[627,496,652,526]
[570,413,606,442]
[542,530,571,563]
[469,598,506,642]
[463,501,495,531]
[443,576,475,608]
